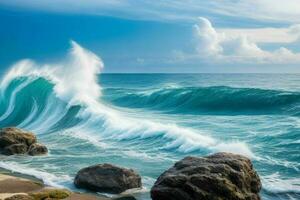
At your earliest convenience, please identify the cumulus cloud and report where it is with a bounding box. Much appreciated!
[193,17,300,64]
[219,26,300,44]
[193,17,222,57]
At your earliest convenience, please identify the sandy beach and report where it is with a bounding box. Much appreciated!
[0,168,109,200]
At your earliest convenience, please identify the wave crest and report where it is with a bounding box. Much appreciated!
[104,86,300,115]
[1,40,103,106]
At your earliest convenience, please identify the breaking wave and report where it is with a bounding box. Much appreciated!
[0,41,254,157]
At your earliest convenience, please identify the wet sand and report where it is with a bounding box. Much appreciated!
[0,169,109,200]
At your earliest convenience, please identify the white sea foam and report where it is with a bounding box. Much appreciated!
[59,127,108,148]
[1,41,103,106]
[261,156,300,172]
[122,150,176,162]
[0,161,72,188]
[142,176,157,188]
[262,172,300,193]
[212,142,256,159]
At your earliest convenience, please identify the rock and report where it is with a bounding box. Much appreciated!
[0,127,37,147]
[5,194,34,200]
[29,188,71,200]
[151,152,262,200]
[3,144,28,155]
[74,164,142,194]
[28,143,48,156]
[0,127,47,156]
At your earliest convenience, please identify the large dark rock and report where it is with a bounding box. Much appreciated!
[74,164,142,194]
[0,127,37,147]
[3,144,28,155]
[0,127,47,156]
[28,143,48,156]
[151,152,262,200]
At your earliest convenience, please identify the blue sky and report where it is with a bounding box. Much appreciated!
[1,0,300,73]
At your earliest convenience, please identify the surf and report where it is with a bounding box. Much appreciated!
[0,41,254,157]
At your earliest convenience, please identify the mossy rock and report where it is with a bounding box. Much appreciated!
[5,195,34,200]
[29,188,71,200]
[0,127,37,148]
[28,143,48,156]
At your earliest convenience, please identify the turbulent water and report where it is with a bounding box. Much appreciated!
[0,42,299,200]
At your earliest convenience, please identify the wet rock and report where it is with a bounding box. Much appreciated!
[0,127,47,156]
[0,127,37,147]
[3,144,28,155]
[74,164,142,194]
[151,152,262,200]
[29,188,72,200]
[5,194,34,200]
[28,143,48,156]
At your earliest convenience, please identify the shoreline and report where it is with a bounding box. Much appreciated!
[0,168,112,200]
[0,127,142,200]
[0,127,263,200]
[0,167,43,184]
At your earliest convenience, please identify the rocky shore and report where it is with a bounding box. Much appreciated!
[0,127,47,156]
[0,127,262,200]
[0,168,137,200]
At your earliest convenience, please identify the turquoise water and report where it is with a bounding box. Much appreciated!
[0,43,299,200]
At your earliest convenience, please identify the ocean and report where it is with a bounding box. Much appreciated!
[0,42,299,200]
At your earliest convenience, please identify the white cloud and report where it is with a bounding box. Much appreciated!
[228,0,300,24]
[218,27,300,44]
[193,17,300,64]
[193,17,222,57]
[289,24,300,42]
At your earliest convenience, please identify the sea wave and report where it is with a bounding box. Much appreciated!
[262,172,300,193]
[0,41,254,158]
[103,86,300,115]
